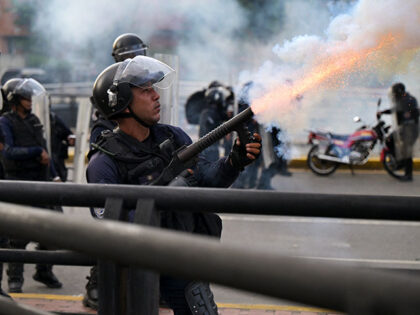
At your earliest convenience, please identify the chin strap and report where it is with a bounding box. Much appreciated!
[115,105,153,128]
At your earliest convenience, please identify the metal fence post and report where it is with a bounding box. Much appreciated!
[98,198,125,315]
[127,198,160,315]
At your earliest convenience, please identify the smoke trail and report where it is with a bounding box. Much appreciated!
[245,0,420,131]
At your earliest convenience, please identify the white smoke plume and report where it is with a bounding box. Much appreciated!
[242,0,420,136]
[29,0,419,141]
[32,0,246,82]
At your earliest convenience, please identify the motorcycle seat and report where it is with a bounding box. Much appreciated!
[329,133,350,141]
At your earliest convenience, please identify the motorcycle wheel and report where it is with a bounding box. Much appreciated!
[307,145,339,176]
[383,151,406,180]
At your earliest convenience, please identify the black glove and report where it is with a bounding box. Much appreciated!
[229,137,261,171]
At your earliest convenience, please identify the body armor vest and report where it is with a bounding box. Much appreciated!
[90,125,222,237]
[2,112,48,179]
[91,126,177,185]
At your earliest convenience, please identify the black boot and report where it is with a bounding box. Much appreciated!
[0,263,11,298]
[33,264,62,289]
[83,266,98,310]
[7,263,24,293]
[403,158,413,181]
[0,288,11,298]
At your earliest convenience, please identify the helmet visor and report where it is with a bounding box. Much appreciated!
[14,78,46,100]
[117,46,148,58]
[115,56,175,90]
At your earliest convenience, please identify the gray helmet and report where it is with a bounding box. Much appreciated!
[1,78,46,111]
[112,33,148,62]
[91,56,175,119]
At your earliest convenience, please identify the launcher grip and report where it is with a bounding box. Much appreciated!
[177,107,254,162]
[151,107,255,186]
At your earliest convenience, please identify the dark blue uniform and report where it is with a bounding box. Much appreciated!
[0,113,46,180]
[88,124,238,187]
[87,123,238,314]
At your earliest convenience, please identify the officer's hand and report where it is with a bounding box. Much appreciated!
[376,111,382,119]
[67,135,76,146]
[229,133,262,170]
[39,150,50,165]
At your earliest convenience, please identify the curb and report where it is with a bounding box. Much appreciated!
[290,157,420,170]
[65,152,420,171]
[12,294,341,315]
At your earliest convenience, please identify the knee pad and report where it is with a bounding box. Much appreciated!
[185,281,218,315]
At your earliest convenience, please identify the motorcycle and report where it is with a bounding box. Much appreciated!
[307,99,407,179]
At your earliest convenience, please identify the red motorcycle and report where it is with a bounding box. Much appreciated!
[307,99,406,179]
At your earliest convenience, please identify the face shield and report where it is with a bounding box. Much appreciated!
[107,56,175,109]
[114,55,175,90]
[14,78,47,101]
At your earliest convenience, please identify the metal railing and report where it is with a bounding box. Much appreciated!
[0,180,419,220]
[0,181,420,314]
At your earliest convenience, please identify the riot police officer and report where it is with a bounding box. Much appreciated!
[111,33,148,62]
[84,32,150,309]
[198,81,234,161]
[87,56,261,314]
[377,83,419,181]
[0,78,62,293]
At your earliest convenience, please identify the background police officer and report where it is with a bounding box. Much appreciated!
[198,81,234,161]
[50,111,75,181]
[0,88,10,298]
[87,56,261,315]
[0,78,62,293]
[377,82,419,181]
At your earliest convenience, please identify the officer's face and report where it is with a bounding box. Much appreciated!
[19,98,32,112]
[130,85,160,125]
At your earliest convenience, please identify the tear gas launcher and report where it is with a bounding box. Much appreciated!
[151,107,255,186]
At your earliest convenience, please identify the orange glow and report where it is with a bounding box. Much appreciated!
[251,34,397,115]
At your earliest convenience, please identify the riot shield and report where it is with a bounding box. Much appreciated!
[73,97,92,183]
[184,90,206,125]
[154,53,179,126]
[389,105,405,161]
[260,125,276,168]
[32,93,51,155]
